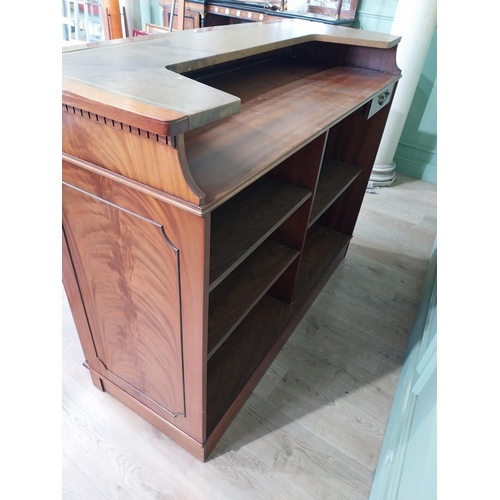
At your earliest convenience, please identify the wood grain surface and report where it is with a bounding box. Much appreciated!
[185,62,399,208]
[62,159,210,442]
[62,181,186,416]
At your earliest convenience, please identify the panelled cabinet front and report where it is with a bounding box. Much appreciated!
[62,156,209,448]
[62,21,401,461]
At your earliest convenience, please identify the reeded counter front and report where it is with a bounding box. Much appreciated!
[62,21,401,461]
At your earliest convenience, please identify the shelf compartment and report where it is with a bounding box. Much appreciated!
[309,160,362,228]
[207,293,293,435]
[209,176,311,291]
[294,224,352,306]
[208,239,299,360]
[206,224,351,436]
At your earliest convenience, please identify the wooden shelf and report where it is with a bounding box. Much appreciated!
[206,224,351,435]
[210,175,311,290]
[208,239,299,359]
[309,160,362,227]
[207,294,292,435]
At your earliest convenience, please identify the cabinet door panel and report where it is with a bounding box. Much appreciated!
[62,182,186,417]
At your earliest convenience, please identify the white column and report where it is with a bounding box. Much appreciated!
[369,0,437,188]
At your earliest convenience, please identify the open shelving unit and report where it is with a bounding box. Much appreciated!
[184,52,397,440]
[62,22,401,461]
[203,143,364,435]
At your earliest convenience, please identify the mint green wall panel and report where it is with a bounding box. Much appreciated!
[397,367,437,500]
[356,0,398,32]
[369,243,437,500]
[395,28,437,184]
[140,0,152,25]
[150,0,163,25]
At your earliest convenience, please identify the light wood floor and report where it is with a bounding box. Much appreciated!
[62,173,437,500]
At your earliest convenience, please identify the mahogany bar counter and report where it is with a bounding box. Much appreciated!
[62,20,401,461]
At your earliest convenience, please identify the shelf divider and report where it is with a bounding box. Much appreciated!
[309,160,362,228]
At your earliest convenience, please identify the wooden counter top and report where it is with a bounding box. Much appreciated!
[62,21,400,135]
